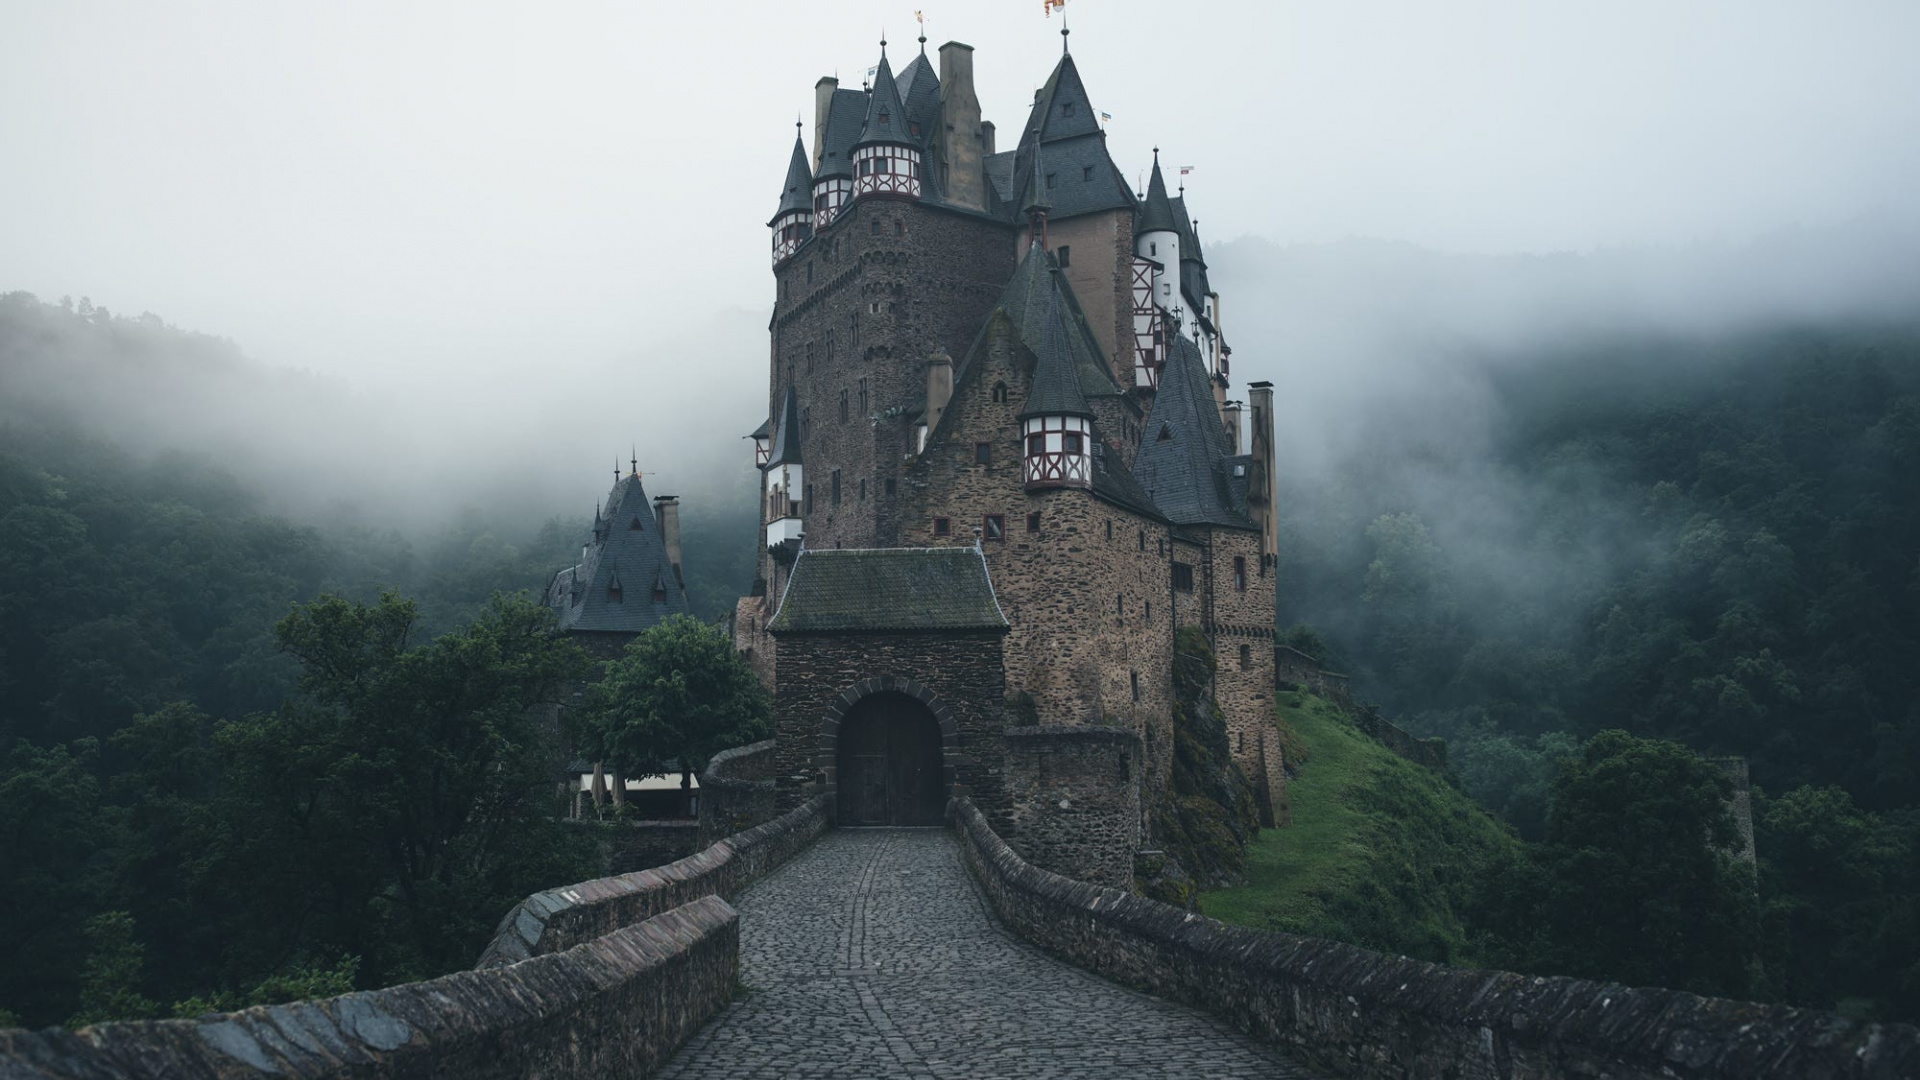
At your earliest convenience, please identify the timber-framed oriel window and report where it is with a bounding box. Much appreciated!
[1020,414,1092,489]
[851,144,922,198]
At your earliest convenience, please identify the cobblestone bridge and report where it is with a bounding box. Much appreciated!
[657,828,1326,1079]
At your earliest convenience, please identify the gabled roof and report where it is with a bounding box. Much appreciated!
[1132,335,1255,530]
[769,547,1009,634]
[857,53,914,148]
[774,134,813,218]
[544,473,691,634]
[1091,441,1167,522]
[1019,270,1093,420]
[816,88,869,179]
[990,243,1125,403]
[767,384,803,467]
[1137,154,1181,237]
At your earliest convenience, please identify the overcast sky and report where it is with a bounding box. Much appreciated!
[4,0,1918,450]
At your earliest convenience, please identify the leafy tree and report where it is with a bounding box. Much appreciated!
[0,738,118,1025]
[67,911,158,1027]
[1475,730,1758,997]
[581,614,771,794]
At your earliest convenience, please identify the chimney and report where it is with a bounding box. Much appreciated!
[1246,382,1277,574]
[981,120,996,156]
[935,42,986,212]
[653,496,683,586]
[813,77,838,168]
[925,345,955,432]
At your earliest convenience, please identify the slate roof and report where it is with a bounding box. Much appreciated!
[1018,276,1093,420]
[1020,53,1102,146]
[978,54,1132,224]
[768,547,1009,634]
[857,53,914,148]
[774,134,813,219]
[1171,196,1212,309]
[1091,441,1167,522]
[1136,155,1181,237]
[543,473,691,634]
[816,88,869,179]
[746,417,770,441]
[767,384,803,467]
[896,50,942,141]
[1132,335,1256,530]
[989,243,1126,403]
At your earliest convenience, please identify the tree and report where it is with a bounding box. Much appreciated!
[1477,730,1759,997]
[581,615,771,799]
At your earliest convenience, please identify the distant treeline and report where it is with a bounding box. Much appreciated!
[1280,322,1920,1020]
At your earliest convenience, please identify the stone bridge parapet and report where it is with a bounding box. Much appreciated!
[950,795,1920,1080]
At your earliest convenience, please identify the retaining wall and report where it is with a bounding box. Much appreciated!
[697,739,779,847]
[1001,725,1141,889]
[0,897,737,1080]
[951,796,1920,1080]
[478,794,829,967]
[1274,647,1446,772]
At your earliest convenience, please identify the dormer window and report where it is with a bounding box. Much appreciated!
[909,121,921,136]
[1157,422,1173,442]
[1045,172,1056,190]
[879,111,890,124]
[608,580,623,603]
[652,584,668,603]
[1063,102,1076,117]
[629,516,645,530]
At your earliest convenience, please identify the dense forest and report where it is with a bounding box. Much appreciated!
[1271,322,1920,1020]
[0,294,760,1025]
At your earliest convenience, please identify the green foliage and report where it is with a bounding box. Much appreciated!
[1140,629,1262,907]
[68,912,158,1027]
[1205,690,1519,962]
[580,614,771,785]
[0,737,116,1024]
[1471,730,1759,998]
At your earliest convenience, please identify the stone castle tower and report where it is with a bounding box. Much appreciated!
[732,30,1279,885]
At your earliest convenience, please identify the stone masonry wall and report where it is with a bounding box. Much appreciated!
[1206,528,1283,824]
[477,795,828,967]
[697,738,780,847]
[765,197,1014,579]
[951,796,1920,1080]
[769,632,1009,818]
[899,312,1176,823]
[0,898,738,1080]
[1002,725,1143,888]
[1019,207,1138,394]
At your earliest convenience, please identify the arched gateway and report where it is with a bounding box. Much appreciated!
[836,691,945,825]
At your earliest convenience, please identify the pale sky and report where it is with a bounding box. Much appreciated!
[3,0,1918,506]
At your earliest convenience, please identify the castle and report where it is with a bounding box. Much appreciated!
[727,29,1279,885]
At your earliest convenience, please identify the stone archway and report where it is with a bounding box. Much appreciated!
[822,678,959,827]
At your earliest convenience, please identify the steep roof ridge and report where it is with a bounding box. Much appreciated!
[775,133,813,218]
[1019,266,1094,419]
[547,471,692,633]
[767,384,804,466]
[858,51,913,147]
[816,88,869,179]
[1132,335,1254,530]
[1020,53,1101,147]
[1137,153,1180,237]
[896,51,941,140]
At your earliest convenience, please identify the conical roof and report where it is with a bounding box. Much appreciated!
[857,51,914,148]
[1132,335,1253,529]
[1022,147,1051,216]
[775,133,813,217]
[1138,153,1181,237]
[1019,263,1093,420]
[815,87,868,179]
[542,471,692,634]
[767,384,804,468]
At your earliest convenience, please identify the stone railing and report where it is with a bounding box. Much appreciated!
[478,794,828,967]
[0,897,737,1079]
[950,796,1920,1080]
[697,739,780,848]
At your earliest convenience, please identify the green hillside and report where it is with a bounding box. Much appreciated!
[1203,691,1519,964]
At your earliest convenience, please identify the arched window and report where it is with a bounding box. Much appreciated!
[991,381,1008,403]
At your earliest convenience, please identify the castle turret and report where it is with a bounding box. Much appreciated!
[771,128,814,266]
[851,44,922,201]
[764,385,805,562]
[1019,271,1095,491]
[1135,151,1183,323]
[812,78,861,229]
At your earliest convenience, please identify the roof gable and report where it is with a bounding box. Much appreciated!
[545,473,692,634]
[1021,54,1101,146]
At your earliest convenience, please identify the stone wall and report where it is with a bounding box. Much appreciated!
[1001,725,1142,888]
[0,898,738,1080]
[1205,528,1283,824]
[768,633,1008,817]
[766,196,1014,574]
[1018,207,1137,392]
[698,739,780,847]
[951,797,1917,1079]
[477,795,828,967]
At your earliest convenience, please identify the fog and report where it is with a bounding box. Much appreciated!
[3,0,1919,545]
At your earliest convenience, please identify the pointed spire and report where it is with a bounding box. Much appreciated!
[776,126,814,216]
[1023,145,1051,221]
[630,445,638,478]
[767,384,805,468]
[1020,278,1094,421]
[857,46,912,147]
[1137,148,1180,236]
[1061,9,1070,54]
[614,458,621,483]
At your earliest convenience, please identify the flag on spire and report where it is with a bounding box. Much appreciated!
[1044,0,1066,16]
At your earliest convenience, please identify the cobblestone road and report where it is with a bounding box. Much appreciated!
[656,828,1325,1079]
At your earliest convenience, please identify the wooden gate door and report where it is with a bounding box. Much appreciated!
[836,694,944,826]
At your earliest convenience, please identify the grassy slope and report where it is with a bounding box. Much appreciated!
[1202,690,1520,964]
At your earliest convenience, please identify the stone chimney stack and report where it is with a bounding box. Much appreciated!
[981,120,995,156]
[1222,401,1242,456]
[653,495,683,586]
[935,42,987,212]
[812,77,838,167]
[1246,382,1277,574]
[925,346,956,433]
